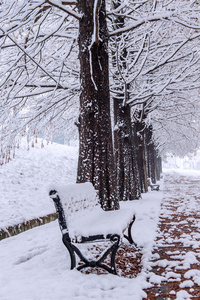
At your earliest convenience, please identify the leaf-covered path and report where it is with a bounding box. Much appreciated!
[145,171,200,299]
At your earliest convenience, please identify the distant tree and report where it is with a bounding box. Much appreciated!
[147,90,200,157]
[109,0,200,187]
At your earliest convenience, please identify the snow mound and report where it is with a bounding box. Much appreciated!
[0,139,78,229]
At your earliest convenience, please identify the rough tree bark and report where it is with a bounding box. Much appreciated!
[76,0,119,210]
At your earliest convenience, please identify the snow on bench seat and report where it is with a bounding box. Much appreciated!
[49,182,135,241]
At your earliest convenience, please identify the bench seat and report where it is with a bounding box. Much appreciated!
[66,206,136,242]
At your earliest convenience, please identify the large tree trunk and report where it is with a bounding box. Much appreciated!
[114,101,140,201]
[77,0,118,210]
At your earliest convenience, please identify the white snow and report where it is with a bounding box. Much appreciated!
[1,145,200,299]
[149,274,166,284]
[0,139,163,300]
[0,138,78,229]
[176,290,192,299]
[0,201,158,300]
[166,272,181,280]
[179,280,194,288]
[184,269,200,279]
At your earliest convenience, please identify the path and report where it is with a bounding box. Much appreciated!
[145,171,200,299]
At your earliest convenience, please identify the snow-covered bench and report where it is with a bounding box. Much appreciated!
[49,182,136,275]
[147,178,160,191]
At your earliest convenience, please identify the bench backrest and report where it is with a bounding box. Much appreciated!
[147,178,151,186]
[49,182,99,224]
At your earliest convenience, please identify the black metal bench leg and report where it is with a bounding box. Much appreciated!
[123,215,137,246]
[110,236,120,274]
[64,235,121,275]
[92,234,120,275]
[62,234,76,269]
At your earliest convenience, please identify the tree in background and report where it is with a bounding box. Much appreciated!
[148,90,200,158]
[111,0,141,201]
[109,0,200,186]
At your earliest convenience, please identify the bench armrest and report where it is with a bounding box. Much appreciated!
[49,190,68,233]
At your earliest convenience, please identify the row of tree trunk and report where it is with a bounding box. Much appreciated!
[114,107,162,202]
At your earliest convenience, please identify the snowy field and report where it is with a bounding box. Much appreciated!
[0,139,78,229]
[1,142,200,299]
[0,140,163,299]
[0,192,162,300]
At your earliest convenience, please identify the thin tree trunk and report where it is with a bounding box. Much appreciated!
[114,102,140,200]
[77,0,118,210]
[155,153,162,181]
[112,0,140,201]
[133,121,148,193]
[145,125,156,184]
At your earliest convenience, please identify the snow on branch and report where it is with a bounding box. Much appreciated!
[0,26,66,89]
[46,0,81,19]
[0,0,79,157]
[109,12,173,37]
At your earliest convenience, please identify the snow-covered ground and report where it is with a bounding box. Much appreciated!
[0,197,159,300]
[0,139,78,229]
[0,140,163,299]
[0,192,162,300]
[1,141,199,299]
[147,169,200,298]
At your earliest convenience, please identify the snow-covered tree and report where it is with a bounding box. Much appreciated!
[0,0,119,210]
[148,90,200,157]
[109,0,200,187]
[0,0,200,208]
